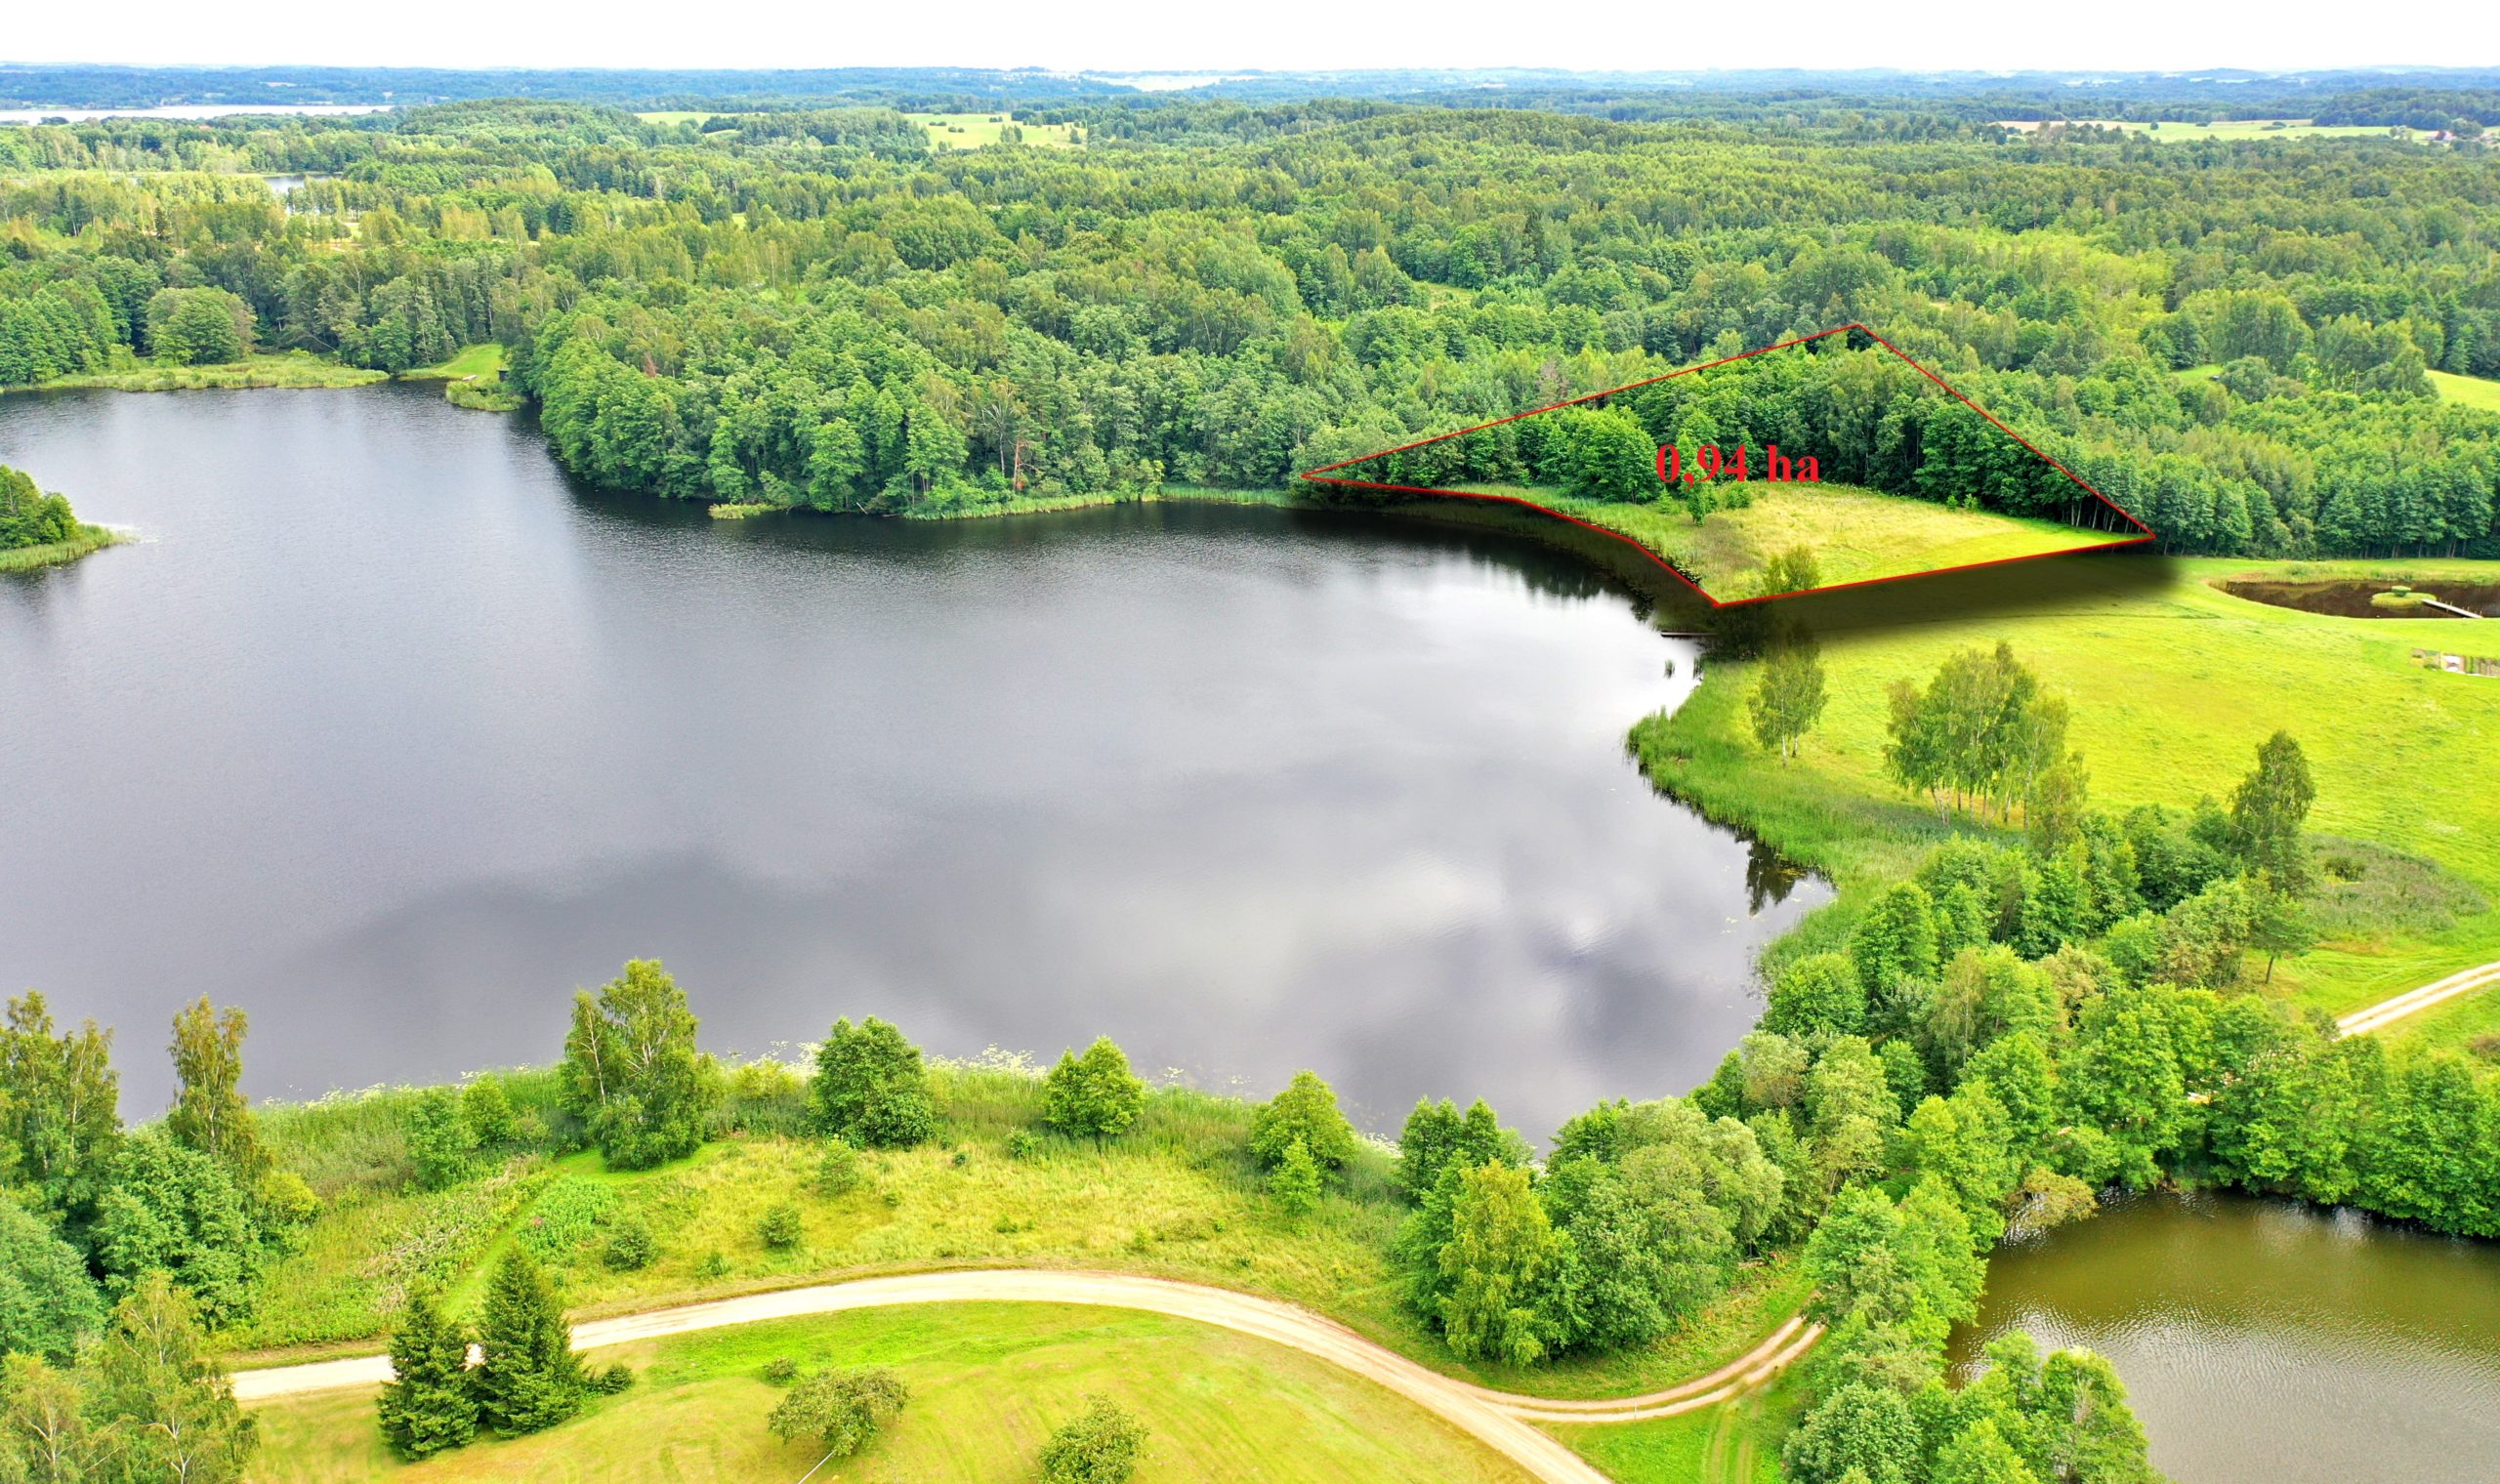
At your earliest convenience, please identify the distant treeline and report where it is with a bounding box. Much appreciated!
[5,98,2500,555]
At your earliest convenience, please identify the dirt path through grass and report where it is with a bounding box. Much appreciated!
[2338,960,2500,1036]
[231,1268,1821,1484]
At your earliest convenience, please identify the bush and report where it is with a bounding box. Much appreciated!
[1268,1137,1322,1220]
[462,1077,518,1148]
[812,1017,938,1148]
[1041,1038,1146,1143]
[1040,1394,1146,1483]
[587,1362,635,1394]
[814,1135,866,1195]
[769,1367,909,1457]
[762,1357,801,1384]
[1006,1129,1042,1161]
[602,1216,656,1272]
[757,1202,804,1251]
[695,1251,729,1280]
[259,1169,321,1227]
[1249,1070,1358,1171]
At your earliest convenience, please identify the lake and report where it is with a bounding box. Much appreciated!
[0,383,1820,1135]
[1952,1191,2500,1484]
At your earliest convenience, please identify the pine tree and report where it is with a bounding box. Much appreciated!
[471,1248,583,1436]
[376,1286,479,1461]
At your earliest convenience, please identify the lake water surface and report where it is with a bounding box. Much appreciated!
[1952,1192,2500,1484]
[0,384,1820,1134]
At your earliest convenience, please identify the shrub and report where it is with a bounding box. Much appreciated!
[1041,1038,1146,1144]
[769,1367,909,1457]
[1268,1137,1322,1220]
[1006,1129,1042,1161]
[1040,1394,1147,1483]
[812,1017,938,1148]
[814,1135,866,1195]
[462,1077,519,1148]
[1249,1070,1358,1171]
[406,1087,478,1190]
[587,1362,635,1394]
[695,1251,729,1280]
[602,1216,656,1272]
[758,1202,804,1251]
[259,1169,321,1227]
[762,1357,801,1384]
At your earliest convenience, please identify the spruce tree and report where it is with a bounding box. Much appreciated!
[376,1286,479,1460]
[472,1248,583,1436]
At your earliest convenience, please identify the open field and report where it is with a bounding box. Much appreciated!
[237,1064,1812,1404]
[400,344,522,410]
[1554,1370,1804,1484]
[1997,119,2407,143]
[246,1302,1537,1484]
[1447,481,2131,599]
[3,352,388,394]
[909,111,1079,148]
[1633,554,2500,1046]
[400,344,508,382]
[2430,370,2500,413]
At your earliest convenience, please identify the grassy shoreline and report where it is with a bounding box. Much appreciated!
[0,522,125,572]
[231,1060,1809,1407]
[4,352,389,394]
[1625,553,2500,1046]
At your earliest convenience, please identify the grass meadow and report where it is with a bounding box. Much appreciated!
[1635,554,2500,1047]
[238,1061,1810,1403]
[910,112,1080,149]
[246,1302,1535,1484]
[1448,481,2125,598]
[4,352,388,393]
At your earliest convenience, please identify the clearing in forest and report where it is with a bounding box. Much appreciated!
[1305,326,2150,604]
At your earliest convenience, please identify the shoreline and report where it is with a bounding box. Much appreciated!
[0,522,126,572]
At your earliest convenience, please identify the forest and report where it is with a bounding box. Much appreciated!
[1,98,2499,556]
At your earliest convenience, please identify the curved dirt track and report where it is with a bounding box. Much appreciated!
[2338,959,2500,1036]
[230,1268,1820,1484]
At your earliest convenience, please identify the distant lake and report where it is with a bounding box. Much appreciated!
[0,384,1820,1135]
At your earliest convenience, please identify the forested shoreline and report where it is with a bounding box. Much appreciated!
[3,100,2499,553]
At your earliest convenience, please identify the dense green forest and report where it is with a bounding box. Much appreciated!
[4,98,2500,556]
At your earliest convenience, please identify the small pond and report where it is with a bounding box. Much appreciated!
[2219,576,2500,619]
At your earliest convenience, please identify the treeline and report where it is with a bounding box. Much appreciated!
[6,101,2500,549]
[0,465,82,549]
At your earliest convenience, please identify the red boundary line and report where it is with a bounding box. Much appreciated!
[1297,323,2156,607]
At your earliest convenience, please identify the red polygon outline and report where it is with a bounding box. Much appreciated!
[1297,323,2156,606]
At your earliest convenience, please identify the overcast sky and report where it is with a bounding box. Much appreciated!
[5,0,2492,75]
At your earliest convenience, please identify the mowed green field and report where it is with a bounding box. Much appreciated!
[1662,556,2500,1043]
[2430,370,2500,413]
[911,112,1079,148]
[1451,482,2129,599]
[245,1303,1533,1484]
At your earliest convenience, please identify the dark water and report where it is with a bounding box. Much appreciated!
[2222,577,2500,618]
[0,385,1822,1135]
[1952,1193,2500,1484]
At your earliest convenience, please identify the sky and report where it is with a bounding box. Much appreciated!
[5,0,2493,75]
